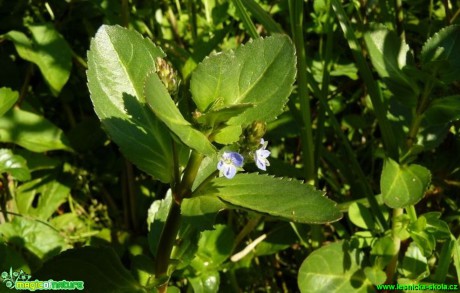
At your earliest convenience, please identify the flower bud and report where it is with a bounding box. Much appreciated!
[155,57,180,95]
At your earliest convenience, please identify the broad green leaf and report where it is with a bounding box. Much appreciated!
[0,149,30,181]
[5,24,72,96]
[212,125,242,144]
[16,175,70,220]
[188,271,220,293]
[381,158,431,208]
[143,70,215,155]
[364,27,418,104]
[348,202,376,231]
[0,217,65,260]
[191,225,234,269]
[0,106,71,152]
[408,217,436,257]
[370,236,397,269]
[190,34,296,126]
[14,149,60,172]
[181,195,226,230]
[420,212,451,239]
[193,173,342,224]
[424,95,460,125]
[0,87,18,117]
[363,267,386,285]
[87,25,175,183]
[401,243,429,280]
[421,25,460,83]
[298,241,374,293]
[34,247,144,293]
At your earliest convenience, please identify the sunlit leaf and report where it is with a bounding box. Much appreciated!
[0,87,18,117]
[0,149,30,181]
[381,158,431,208]
[194,173,342,224]
[16,175,70,220]
[190,34,296,126]
[298,241,374,293]
[87,25,175,183]
[143,69,215,155]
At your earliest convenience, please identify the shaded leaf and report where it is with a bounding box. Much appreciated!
[424,95,460,125]
[364,26,418,104]
[87,25,175,183]
[381,158,431,208]
[0,217,65,260]
[5,24,72,96]
[0,106,71,152]
[34,247,144,292]
[421,25,460,83]
[0,87,18,117]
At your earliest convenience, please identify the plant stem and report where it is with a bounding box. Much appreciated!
[289,0,315,184]
[155,200,181,292]
[154,151,204,292]
[386,207,403,283]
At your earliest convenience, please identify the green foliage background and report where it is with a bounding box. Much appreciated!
[0,0,459,292]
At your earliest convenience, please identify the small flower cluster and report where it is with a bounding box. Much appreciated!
[217,138,271,179]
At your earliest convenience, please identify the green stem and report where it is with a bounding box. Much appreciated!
[154,151,204,292]
[406,80,434,149]
[433,236,455,282]
[121,0,129,28]
[232,0,259,39]
[386,207,403,283]
[289,0,315,184]
[155,200,181,291]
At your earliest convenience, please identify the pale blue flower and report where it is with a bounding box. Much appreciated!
[217,152,244,179]
[254,138,270,171]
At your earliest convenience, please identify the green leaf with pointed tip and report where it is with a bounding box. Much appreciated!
[0,87,18,117]
[298,241,374,293]
[87,25,174,183]
[194,173,342,224]
[5,24,72,96]
[143,71,215,155]
[34,247,144,293]
[421,25,460,83]
[0,149,30,181]
[381,158,431,208]
[364,26,418,105]
[0,105,72,152]
[424,95,460,125]
[213,125,242,144]
[190,35,296,125]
